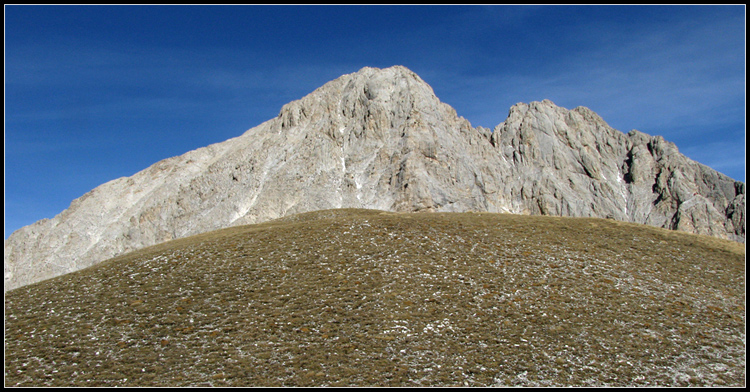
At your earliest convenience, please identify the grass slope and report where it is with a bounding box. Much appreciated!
[4,209,746,387]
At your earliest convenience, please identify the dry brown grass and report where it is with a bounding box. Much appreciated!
[4,209,745,386]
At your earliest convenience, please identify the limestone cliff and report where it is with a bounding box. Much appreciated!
[4,65,744,291]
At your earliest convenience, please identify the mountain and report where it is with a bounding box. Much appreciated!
[4,209,745,387]
[4,65,745,291]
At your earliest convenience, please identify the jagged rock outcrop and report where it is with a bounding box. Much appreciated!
[4,65,744,291]
[490,100,744,240]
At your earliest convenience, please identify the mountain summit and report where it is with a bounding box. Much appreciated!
[4,65,745,291]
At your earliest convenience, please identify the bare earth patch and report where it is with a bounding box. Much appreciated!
[5,209,745,386]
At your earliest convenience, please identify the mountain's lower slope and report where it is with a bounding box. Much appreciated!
[5,209,745,387]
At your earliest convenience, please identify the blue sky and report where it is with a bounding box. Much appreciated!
[4,5,746,238]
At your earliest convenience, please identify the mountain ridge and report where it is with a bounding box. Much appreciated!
[4,65,745,291]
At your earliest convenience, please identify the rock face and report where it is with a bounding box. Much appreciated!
[4,65,745,291]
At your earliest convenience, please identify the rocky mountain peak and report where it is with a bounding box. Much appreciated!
[276,66,449,142]
[4,66,744,291]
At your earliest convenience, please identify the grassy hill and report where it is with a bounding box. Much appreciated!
[4,209,745,387]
